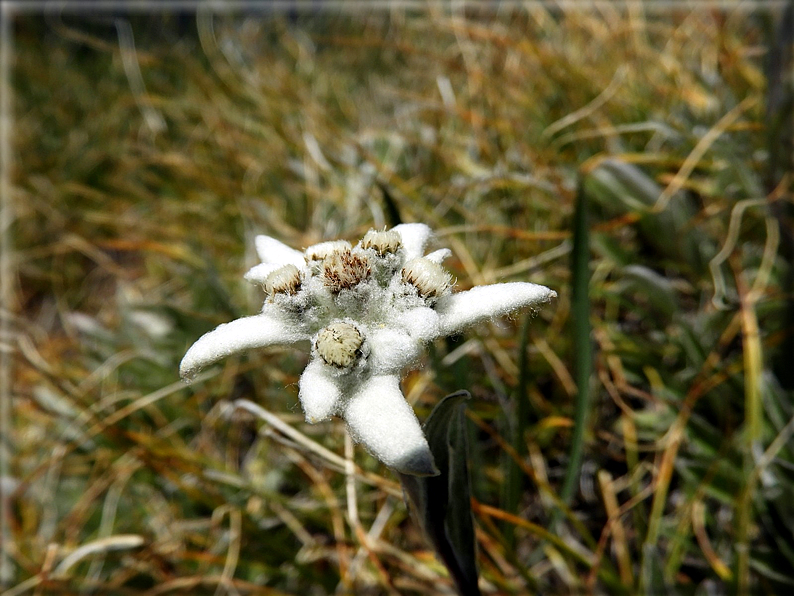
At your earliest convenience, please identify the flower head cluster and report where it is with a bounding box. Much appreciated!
[180,224,556,476]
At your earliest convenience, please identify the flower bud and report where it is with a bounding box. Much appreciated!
[402,258,453,299]
[305,240,351,262]
[316,321,363,368]
[322,249,371,293]
[264,264,302,296]
[361,229,402,256]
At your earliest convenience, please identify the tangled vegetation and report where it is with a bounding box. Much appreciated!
[5,4,793,595]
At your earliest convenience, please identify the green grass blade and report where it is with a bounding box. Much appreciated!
[559,179,593,505]
[501,315,533,548]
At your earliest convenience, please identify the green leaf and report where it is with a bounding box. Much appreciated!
[584,159,713,273]
[399,391,481,596]
[586,158,661,211]
[621,264,679,319]
[639,544,669,595]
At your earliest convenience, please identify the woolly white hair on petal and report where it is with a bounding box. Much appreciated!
[424,248,452,263]
[243,262,281,284]
[254,235,305,266]
[366,326,423,375]
[392,223,432,261]
[179,310,308,380]
[395,305,441,342]
[298,359,343,422]
[343,375,438,476]
[435,282,557,336]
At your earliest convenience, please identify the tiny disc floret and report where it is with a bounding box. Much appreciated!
[316,321,363,368]
[305,240,352,262]
[322,249,371,294]
[402,257,453,299]
[361,229,402,256]
[263,264,302,296]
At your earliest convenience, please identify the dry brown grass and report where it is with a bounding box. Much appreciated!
[4,4,792,595]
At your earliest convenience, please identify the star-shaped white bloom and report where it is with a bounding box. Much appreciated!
[180,224,556,476]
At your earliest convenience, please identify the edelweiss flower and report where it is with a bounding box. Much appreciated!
[180,224,556,476]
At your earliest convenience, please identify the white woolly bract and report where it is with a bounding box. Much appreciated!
[391,305,441,342]
[255,235,305,266]
[392,223,432,261]
[179,311,307,380]
[342,375,437,476]
[367,326,423,374]
[425,248,452,263]
[299,359,342,422]
[244,262,280,284]
[435,282,557,336]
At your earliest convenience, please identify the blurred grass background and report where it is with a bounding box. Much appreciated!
[4,3,793,595]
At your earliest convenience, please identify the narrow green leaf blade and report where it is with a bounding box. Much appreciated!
[560,179,593,506]
[399,391,481,596]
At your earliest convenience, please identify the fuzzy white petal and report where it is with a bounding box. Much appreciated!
[243,263,281,284]
[254,235,305,266]
[397,306,441,342]
[435,282,557,336]
[180,312,307,380]
[367,326,423,374]
[425,248,452,263]
[298,359,342,423]
[342,375,437,476]
[392,223,432,261]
